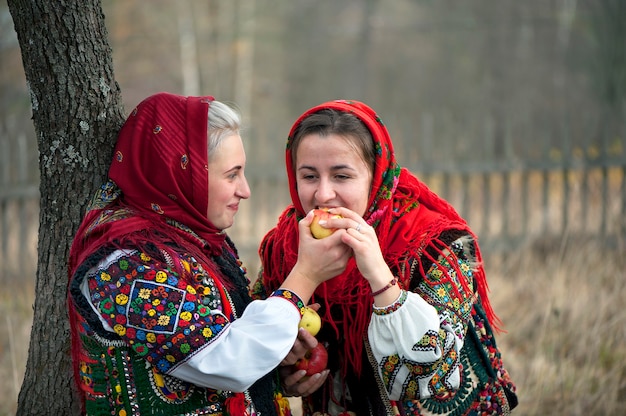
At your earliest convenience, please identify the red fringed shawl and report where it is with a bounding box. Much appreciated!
[260,99,501,378]
[67,92,227,408]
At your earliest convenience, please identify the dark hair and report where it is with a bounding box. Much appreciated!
[290,109,376,174]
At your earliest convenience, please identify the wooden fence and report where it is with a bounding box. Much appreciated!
[0,128,39,281]
[2,139,625,282]
[227,161,626,275]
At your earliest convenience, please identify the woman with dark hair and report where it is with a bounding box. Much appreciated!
[255,99,518,415]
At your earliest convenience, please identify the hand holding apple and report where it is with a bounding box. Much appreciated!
[294,342,328,376]
[298,306,322,336]
[310,208,343,239]
[278,355,329,397]
[294,306,328,377]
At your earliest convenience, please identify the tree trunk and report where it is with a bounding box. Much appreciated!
[7,1,124,414]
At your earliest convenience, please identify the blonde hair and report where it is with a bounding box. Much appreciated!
[208,100,242,159]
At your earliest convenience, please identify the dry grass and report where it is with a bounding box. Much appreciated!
[487,235,626,415]
[1,235,624,415]
[0,280,34,416]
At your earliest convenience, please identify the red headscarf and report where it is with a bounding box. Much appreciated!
[260,99,500,377]
[67,92,229,408]
[66,92,245,412]
[69,92,226,273]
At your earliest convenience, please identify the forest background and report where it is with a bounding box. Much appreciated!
[1,0,625,415]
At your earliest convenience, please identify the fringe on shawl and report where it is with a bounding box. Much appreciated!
[419,236,503,332]
[260,206,503,384]
[225,393,247,415]
[387,231,503,335]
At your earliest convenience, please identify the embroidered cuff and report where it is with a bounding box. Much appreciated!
[372,290,408,315]
[270,288,306,317]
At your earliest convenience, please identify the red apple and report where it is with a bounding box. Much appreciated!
[310,208,342,239]
[294,342,328,376]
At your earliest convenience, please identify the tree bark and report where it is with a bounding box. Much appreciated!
[7,0,124,414]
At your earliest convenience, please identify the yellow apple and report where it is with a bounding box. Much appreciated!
[310,208,342,239]
[298,306,322,336]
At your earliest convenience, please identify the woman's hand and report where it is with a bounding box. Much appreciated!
[279,303,330,396]
[324,207,389,282]
[325,207,401,305]
[278,329,329,397]
[279,365,329,397]
[297,209,353,282]
[281,210,353,301]
[280,304,322,366]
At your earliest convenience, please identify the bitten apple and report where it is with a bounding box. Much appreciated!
[294,342,328,376]
[310,208,342,239]
[298,306,321,336]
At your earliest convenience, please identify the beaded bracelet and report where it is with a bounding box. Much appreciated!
[371,277,398,297]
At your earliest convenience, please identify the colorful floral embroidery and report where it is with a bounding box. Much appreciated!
[127,280,185,333]
[418,240,475,340]
[372,290,408,315]
[88,250,229,373]
[396,304,516,415]
[270,289,305,315]
[76,319,225,414]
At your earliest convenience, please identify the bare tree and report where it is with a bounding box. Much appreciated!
[7,0,124,414]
